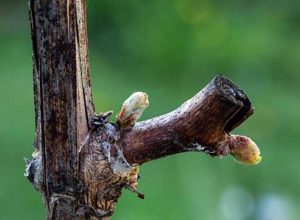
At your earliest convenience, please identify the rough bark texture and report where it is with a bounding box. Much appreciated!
[25,0,257,219]
[28,0,93,218]
[122,76,253,164]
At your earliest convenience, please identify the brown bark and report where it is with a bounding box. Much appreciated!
[122,76,253,164]
[28,0,93,218]
[25,0,257,219]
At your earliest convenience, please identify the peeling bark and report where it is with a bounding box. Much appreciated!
[25,0,259,219]
[28,0,93,218]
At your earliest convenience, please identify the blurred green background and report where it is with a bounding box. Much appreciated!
[0,0,300,219]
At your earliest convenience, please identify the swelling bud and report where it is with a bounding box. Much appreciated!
[228,135,262,165]
[116,92,149,128]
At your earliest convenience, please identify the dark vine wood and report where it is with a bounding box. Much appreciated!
[25,0,256,219]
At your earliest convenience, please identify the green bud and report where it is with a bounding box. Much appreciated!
[229,135,262,165]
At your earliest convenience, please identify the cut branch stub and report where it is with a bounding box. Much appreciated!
[26,0,260,218]
[121,75,258,165]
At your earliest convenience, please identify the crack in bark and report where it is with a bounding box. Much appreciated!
[26,0,258,219]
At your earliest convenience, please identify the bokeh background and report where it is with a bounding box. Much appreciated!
[0,0,300,219]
